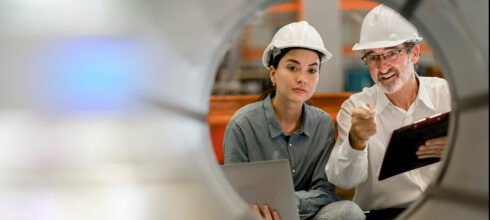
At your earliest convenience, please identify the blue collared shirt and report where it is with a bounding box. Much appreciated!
[224,94,339,219]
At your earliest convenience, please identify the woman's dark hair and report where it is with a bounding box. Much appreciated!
[258,47,323,102]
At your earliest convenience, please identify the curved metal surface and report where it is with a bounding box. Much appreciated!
[0,0,487,219]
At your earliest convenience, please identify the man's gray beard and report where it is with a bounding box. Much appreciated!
[377,80,398,94]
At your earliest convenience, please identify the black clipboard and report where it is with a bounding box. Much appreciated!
[378,112,450,181]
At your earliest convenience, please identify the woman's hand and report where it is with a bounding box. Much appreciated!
[253,204,280,220]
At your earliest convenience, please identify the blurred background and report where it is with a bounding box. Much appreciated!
[212,0,442,96]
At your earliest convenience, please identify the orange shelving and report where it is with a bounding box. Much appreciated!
[339,0,379,11]
[265,0,304,21]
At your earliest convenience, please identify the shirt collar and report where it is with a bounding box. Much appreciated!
[299,106,311,136]
[416,75,436,110]
[375,85,391,114]
[263,95,283,138]
[263,94,309,138]
[376,73,435,113]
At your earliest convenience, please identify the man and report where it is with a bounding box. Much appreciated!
[325,4,451,219]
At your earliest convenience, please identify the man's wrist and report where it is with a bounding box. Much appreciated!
[349,132,367,150]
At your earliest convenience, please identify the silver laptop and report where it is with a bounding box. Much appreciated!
[221,159,300,220]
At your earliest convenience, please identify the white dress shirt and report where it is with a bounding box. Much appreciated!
[325,76,451,211]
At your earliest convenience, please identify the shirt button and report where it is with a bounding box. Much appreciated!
[292,169,296,174]
[289,143,292,147]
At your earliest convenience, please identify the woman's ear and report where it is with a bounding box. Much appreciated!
[269,66,276,86]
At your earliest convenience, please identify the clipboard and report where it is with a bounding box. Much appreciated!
[378,112,450,181]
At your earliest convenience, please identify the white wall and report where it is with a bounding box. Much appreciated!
[304,0,344,93]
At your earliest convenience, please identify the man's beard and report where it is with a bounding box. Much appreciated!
[376,68,401,94]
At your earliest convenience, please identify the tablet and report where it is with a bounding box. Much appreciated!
[221,159,300,220]
[378,112,450,181]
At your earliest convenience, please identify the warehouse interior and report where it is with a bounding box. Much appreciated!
[212,1,442,96]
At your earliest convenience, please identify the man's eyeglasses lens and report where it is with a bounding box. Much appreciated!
[362,47,410,65]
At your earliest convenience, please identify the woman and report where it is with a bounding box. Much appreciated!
[223,21,365,220]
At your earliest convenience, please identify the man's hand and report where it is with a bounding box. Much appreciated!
[349,103,377,150]
[416,136,447,159]
[253,204,280,220]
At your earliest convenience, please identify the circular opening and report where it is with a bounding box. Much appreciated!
[208,1,487,219]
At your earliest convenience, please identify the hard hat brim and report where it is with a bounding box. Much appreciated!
[352,38,422,51]
[262,45,333,69]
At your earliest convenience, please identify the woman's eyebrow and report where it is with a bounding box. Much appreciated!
[284,59,300,64]
[285,59,319,66]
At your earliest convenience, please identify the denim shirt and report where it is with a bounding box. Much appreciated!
[223,95,340,219]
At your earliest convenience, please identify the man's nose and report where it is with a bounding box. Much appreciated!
[376,57,391,72]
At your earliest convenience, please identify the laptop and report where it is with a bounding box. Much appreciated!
[221,159,300,220]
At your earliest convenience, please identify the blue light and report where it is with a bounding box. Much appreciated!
[44,37,141,111]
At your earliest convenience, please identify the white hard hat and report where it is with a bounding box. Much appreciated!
[352,4,422,51]
[262,21,332,68]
